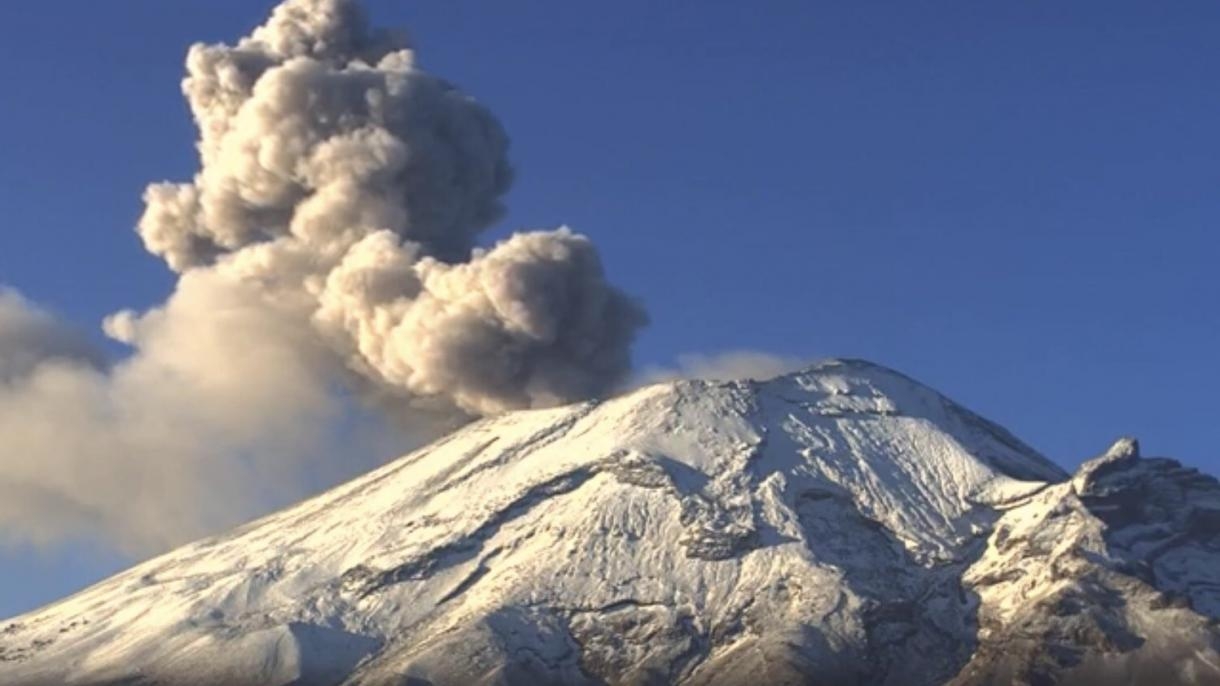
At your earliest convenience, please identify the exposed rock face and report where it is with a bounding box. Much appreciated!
[1,360,1217,685]
[955,438,1220,686]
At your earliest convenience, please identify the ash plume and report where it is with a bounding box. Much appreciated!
[0,0,645,551]
[138,0,646,415]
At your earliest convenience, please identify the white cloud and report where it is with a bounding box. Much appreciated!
[640,350,811,385]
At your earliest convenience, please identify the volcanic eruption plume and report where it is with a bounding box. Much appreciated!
[135,0,647,415]
[0,0,645,551]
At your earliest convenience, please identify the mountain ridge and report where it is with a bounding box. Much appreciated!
[2,359,1217,685]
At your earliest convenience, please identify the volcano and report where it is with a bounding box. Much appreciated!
[2,359,1218,685]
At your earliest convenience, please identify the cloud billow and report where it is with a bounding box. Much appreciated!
[137,0,646,415]
[0,0,645,552]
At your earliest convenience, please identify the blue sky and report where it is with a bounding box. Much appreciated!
[1,1,1217,617]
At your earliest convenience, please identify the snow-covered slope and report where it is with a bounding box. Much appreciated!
[2,359,1217,685]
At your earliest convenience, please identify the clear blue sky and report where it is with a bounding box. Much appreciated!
[1,1,1217,617]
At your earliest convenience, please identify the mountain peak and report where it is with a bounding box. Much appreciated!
[763,358,1066,482]
[1106,436,1142,460]
[1071,435,1143,495]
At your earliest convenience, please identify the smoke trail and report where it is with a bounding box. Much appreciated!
[0,280,343,551]
[0,0,645,551]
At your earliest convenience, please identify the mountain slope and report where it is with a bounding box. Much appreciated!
[1,359,1216,685]
[952,438,1220,685]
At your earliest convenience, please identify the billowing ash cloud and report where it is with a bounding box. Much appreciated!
[0,0,645,552]
[136,0,646,415]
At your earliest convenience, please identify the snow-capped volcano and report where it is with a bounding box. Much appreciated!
[2,360,1217,685]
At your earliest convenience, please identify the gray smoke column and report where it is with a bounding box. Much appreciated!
[0,0,645,553]
[137,0,646,415]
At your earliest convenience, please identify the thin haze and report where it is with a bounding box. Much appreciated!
[0,0,648,554]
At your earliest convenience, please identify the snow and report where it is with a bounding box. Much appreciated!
[2,359,1217,685]
[955,437,1220,684]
